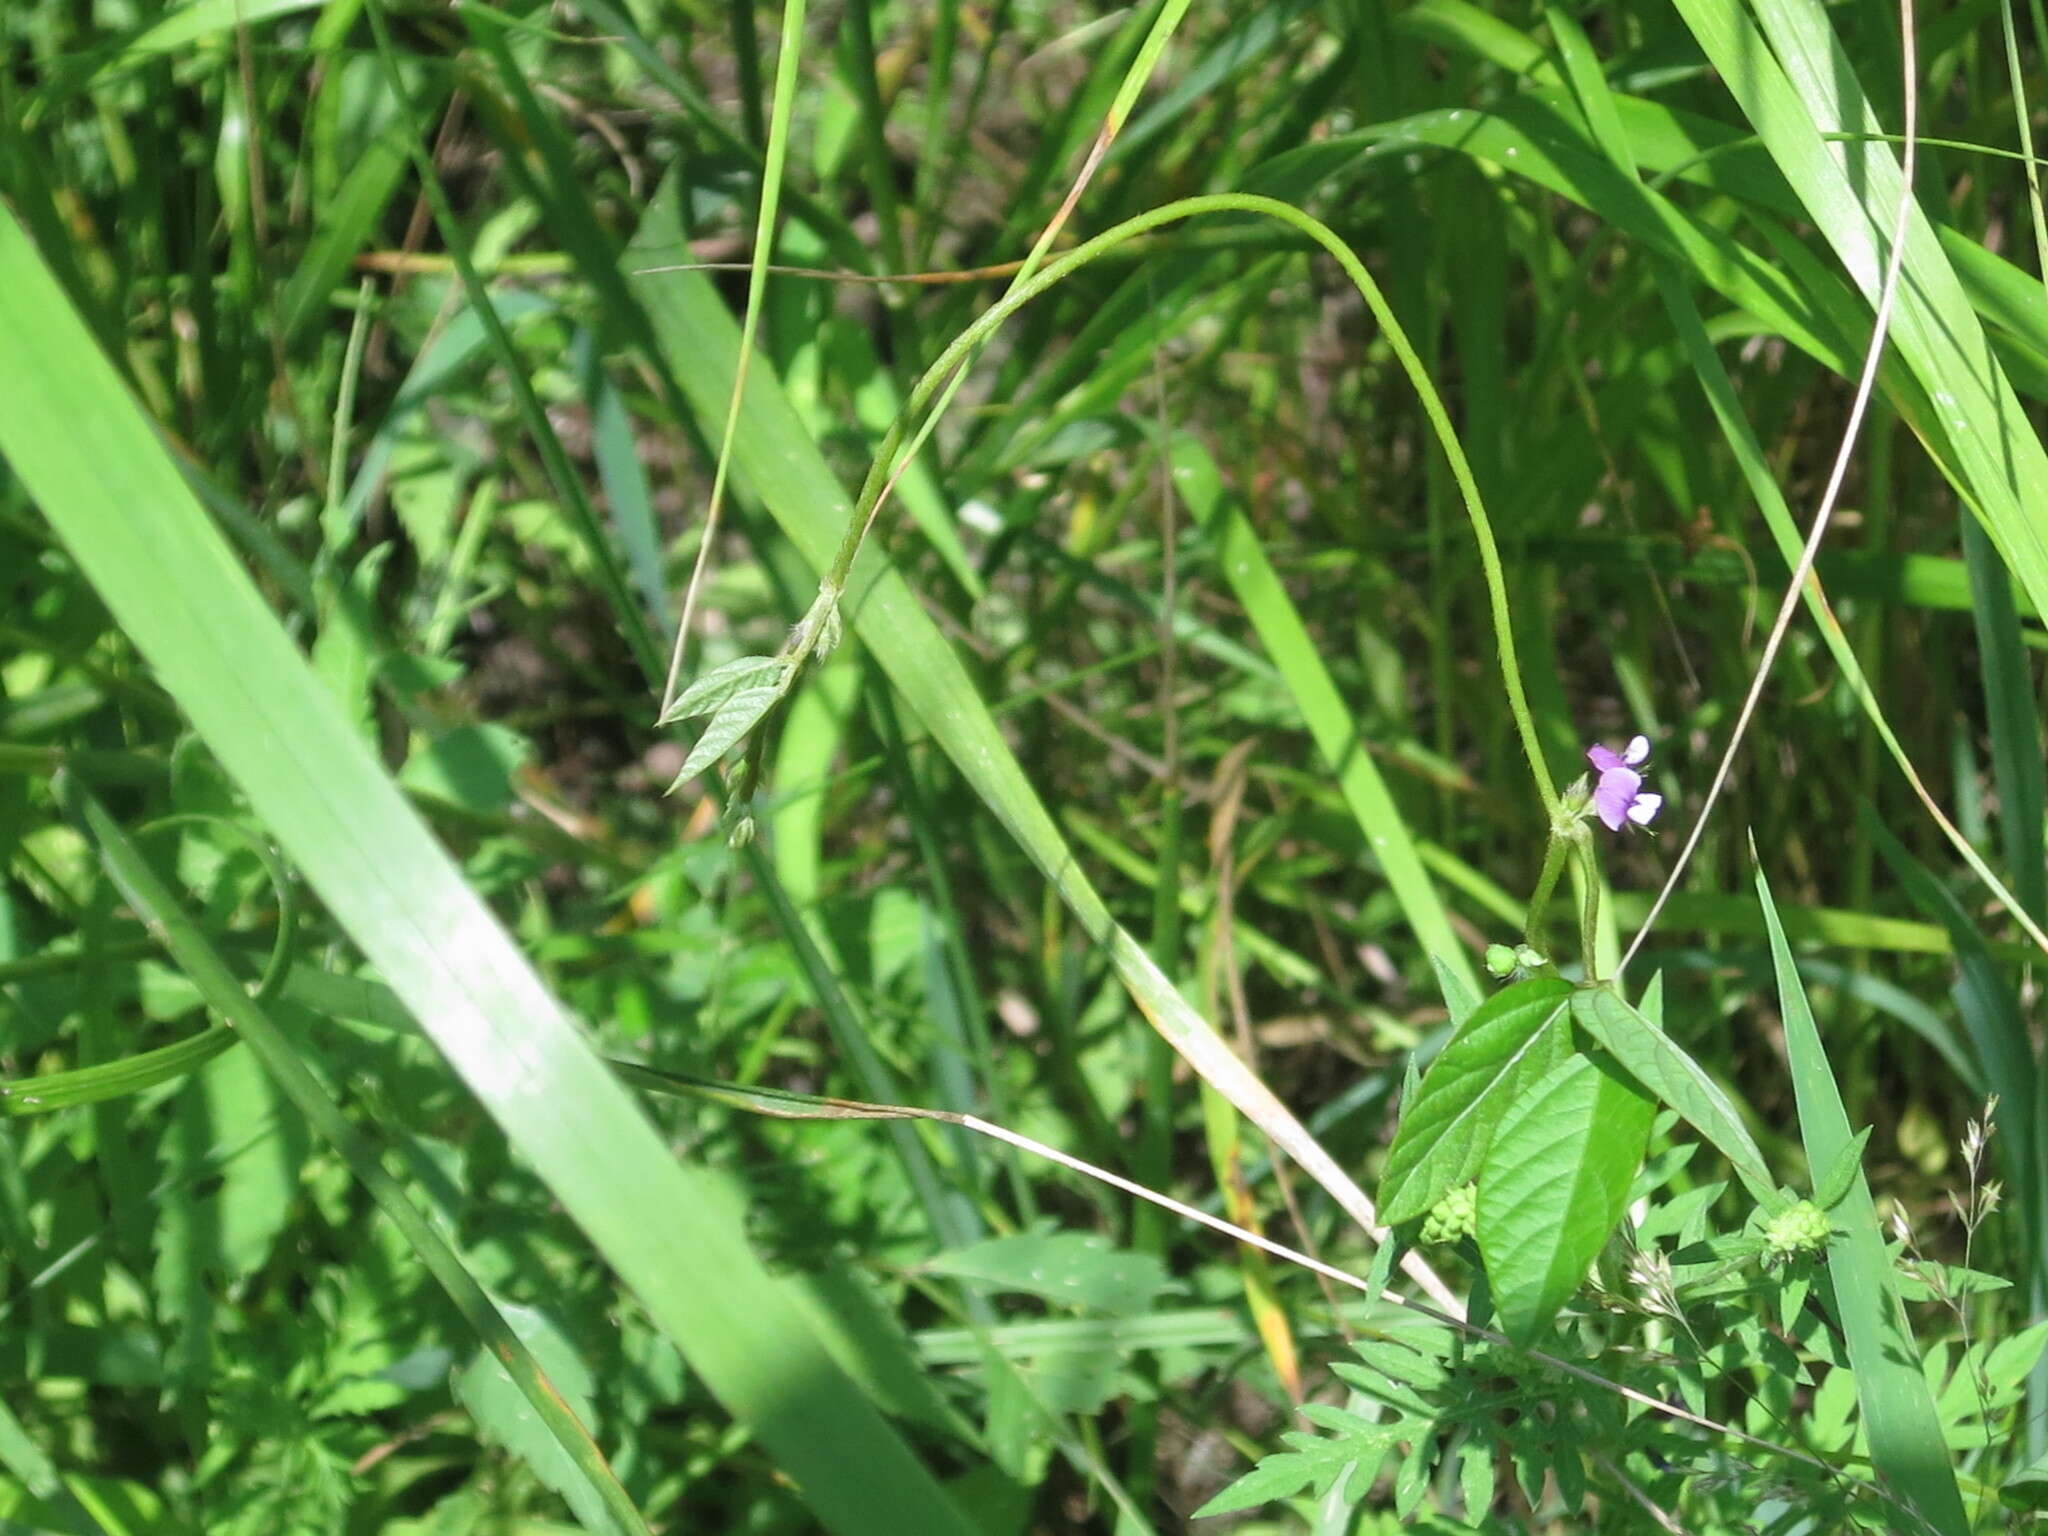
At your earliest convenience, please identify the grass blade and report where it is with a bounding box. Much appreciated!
[0,207,977,1536]
[1674,0,2048,629]
[1755,862,1970,1536]
[1172,436,1478,995]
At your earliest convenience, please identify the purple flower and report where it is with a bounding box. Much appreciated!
[1587,735,1663,832]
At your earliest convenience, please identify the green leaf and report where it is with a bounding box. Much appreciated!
[1756,863,1970,1536]
[658,655,791,725]
[1812,1126,1873,1211]
[671,683,788,785]
[1986,1322,2048,1394]
[1380,976,1573,1224]
[399,723,532,816]
[454,1303,611,1535]
[922,1232,1175,1318]
[1475,1052,1654,1341]
[155,1046,302,1290]
[1192,1432,1398,1518]
[1569,986,1777,1205]
[1190,1451,1328,1517]
[1432,951,1482,1028]
[1458,1438,1495,1518]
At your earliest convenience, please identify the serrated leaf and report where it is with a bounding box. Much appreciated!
[1348,1335,1450,1391]
[1193,1447,1352,1517]
[1553,1439,1586,1512]
[1570,985,1777,1204]
[669,684,786,786]
[1459,1438,1495,1519]
[1331,1362,1431,1418]
[1380,976,1574,1224]
[1510,1440,1544,1509]
[1475,1051,1654,1341]
[1394,1433,1432,1517]
[1299,1404,1385,1436]
[1813,1125,1873,1210]
[657,654,788,724]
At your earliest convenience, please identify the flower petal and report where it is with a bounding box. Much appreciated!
[1627,793,1663,826]
[1593,769,1640,831]
[1588,744,1623,773]
[1623,734,1651,767]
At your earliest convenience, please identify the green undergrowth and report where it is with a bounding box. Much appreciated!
[4,0,2048,1530]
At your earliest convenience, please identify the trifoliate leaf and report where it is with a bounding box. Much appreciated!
[658,655,787,725]
[669,683,786,786]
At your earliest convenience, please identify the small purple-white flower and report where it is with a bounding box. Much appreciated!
[1587,734,1663,832]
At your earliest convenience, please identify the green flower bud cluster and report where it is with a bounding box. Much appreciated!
[1484,943,1549,979]
[1762,1199,1833,1262]
[1420,1182,1478,1246]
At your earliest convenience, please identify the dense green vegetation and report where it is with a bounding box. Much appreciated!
[5,0,2048,1529]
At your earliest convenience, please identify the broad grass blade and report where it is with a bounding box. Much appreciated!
[0,208,977,1536]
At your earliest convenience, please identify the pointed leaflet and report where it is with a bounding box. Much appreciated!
[1380,976,1573,1225]
[1570,985,1777,1205]
[658,655,789,724]
[1431,951,1481,1029]
[1476,1051,1654,1341]
[670,685,788,786]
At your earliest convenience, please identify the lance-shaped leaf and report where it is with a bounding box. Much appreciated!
[658,655,790,725]
[1380,976,1573,1225]
[1476,1051,1654,1341]
[1570,985,1776,1204]
[670,682,789,787]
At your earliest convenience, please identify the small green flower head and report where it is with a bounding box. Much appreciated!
[1485,943,1551,980]
[1762,1199,1833,1263]
[1420,1182,1478,1247]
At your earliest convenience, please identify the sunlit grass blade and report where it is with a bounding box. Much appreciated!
[0,207,977,1536]
[1754,862,1970,1536]
[1172,436,1478,996]
[1674,0,2048,628]
[0,1026,236,1117]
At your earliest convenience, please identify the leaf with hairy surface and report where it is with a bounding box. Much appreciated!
[1380,976,1573,1225]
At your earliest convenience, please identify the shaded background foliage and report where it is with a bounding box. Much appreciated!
[3,0,2048,1529]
